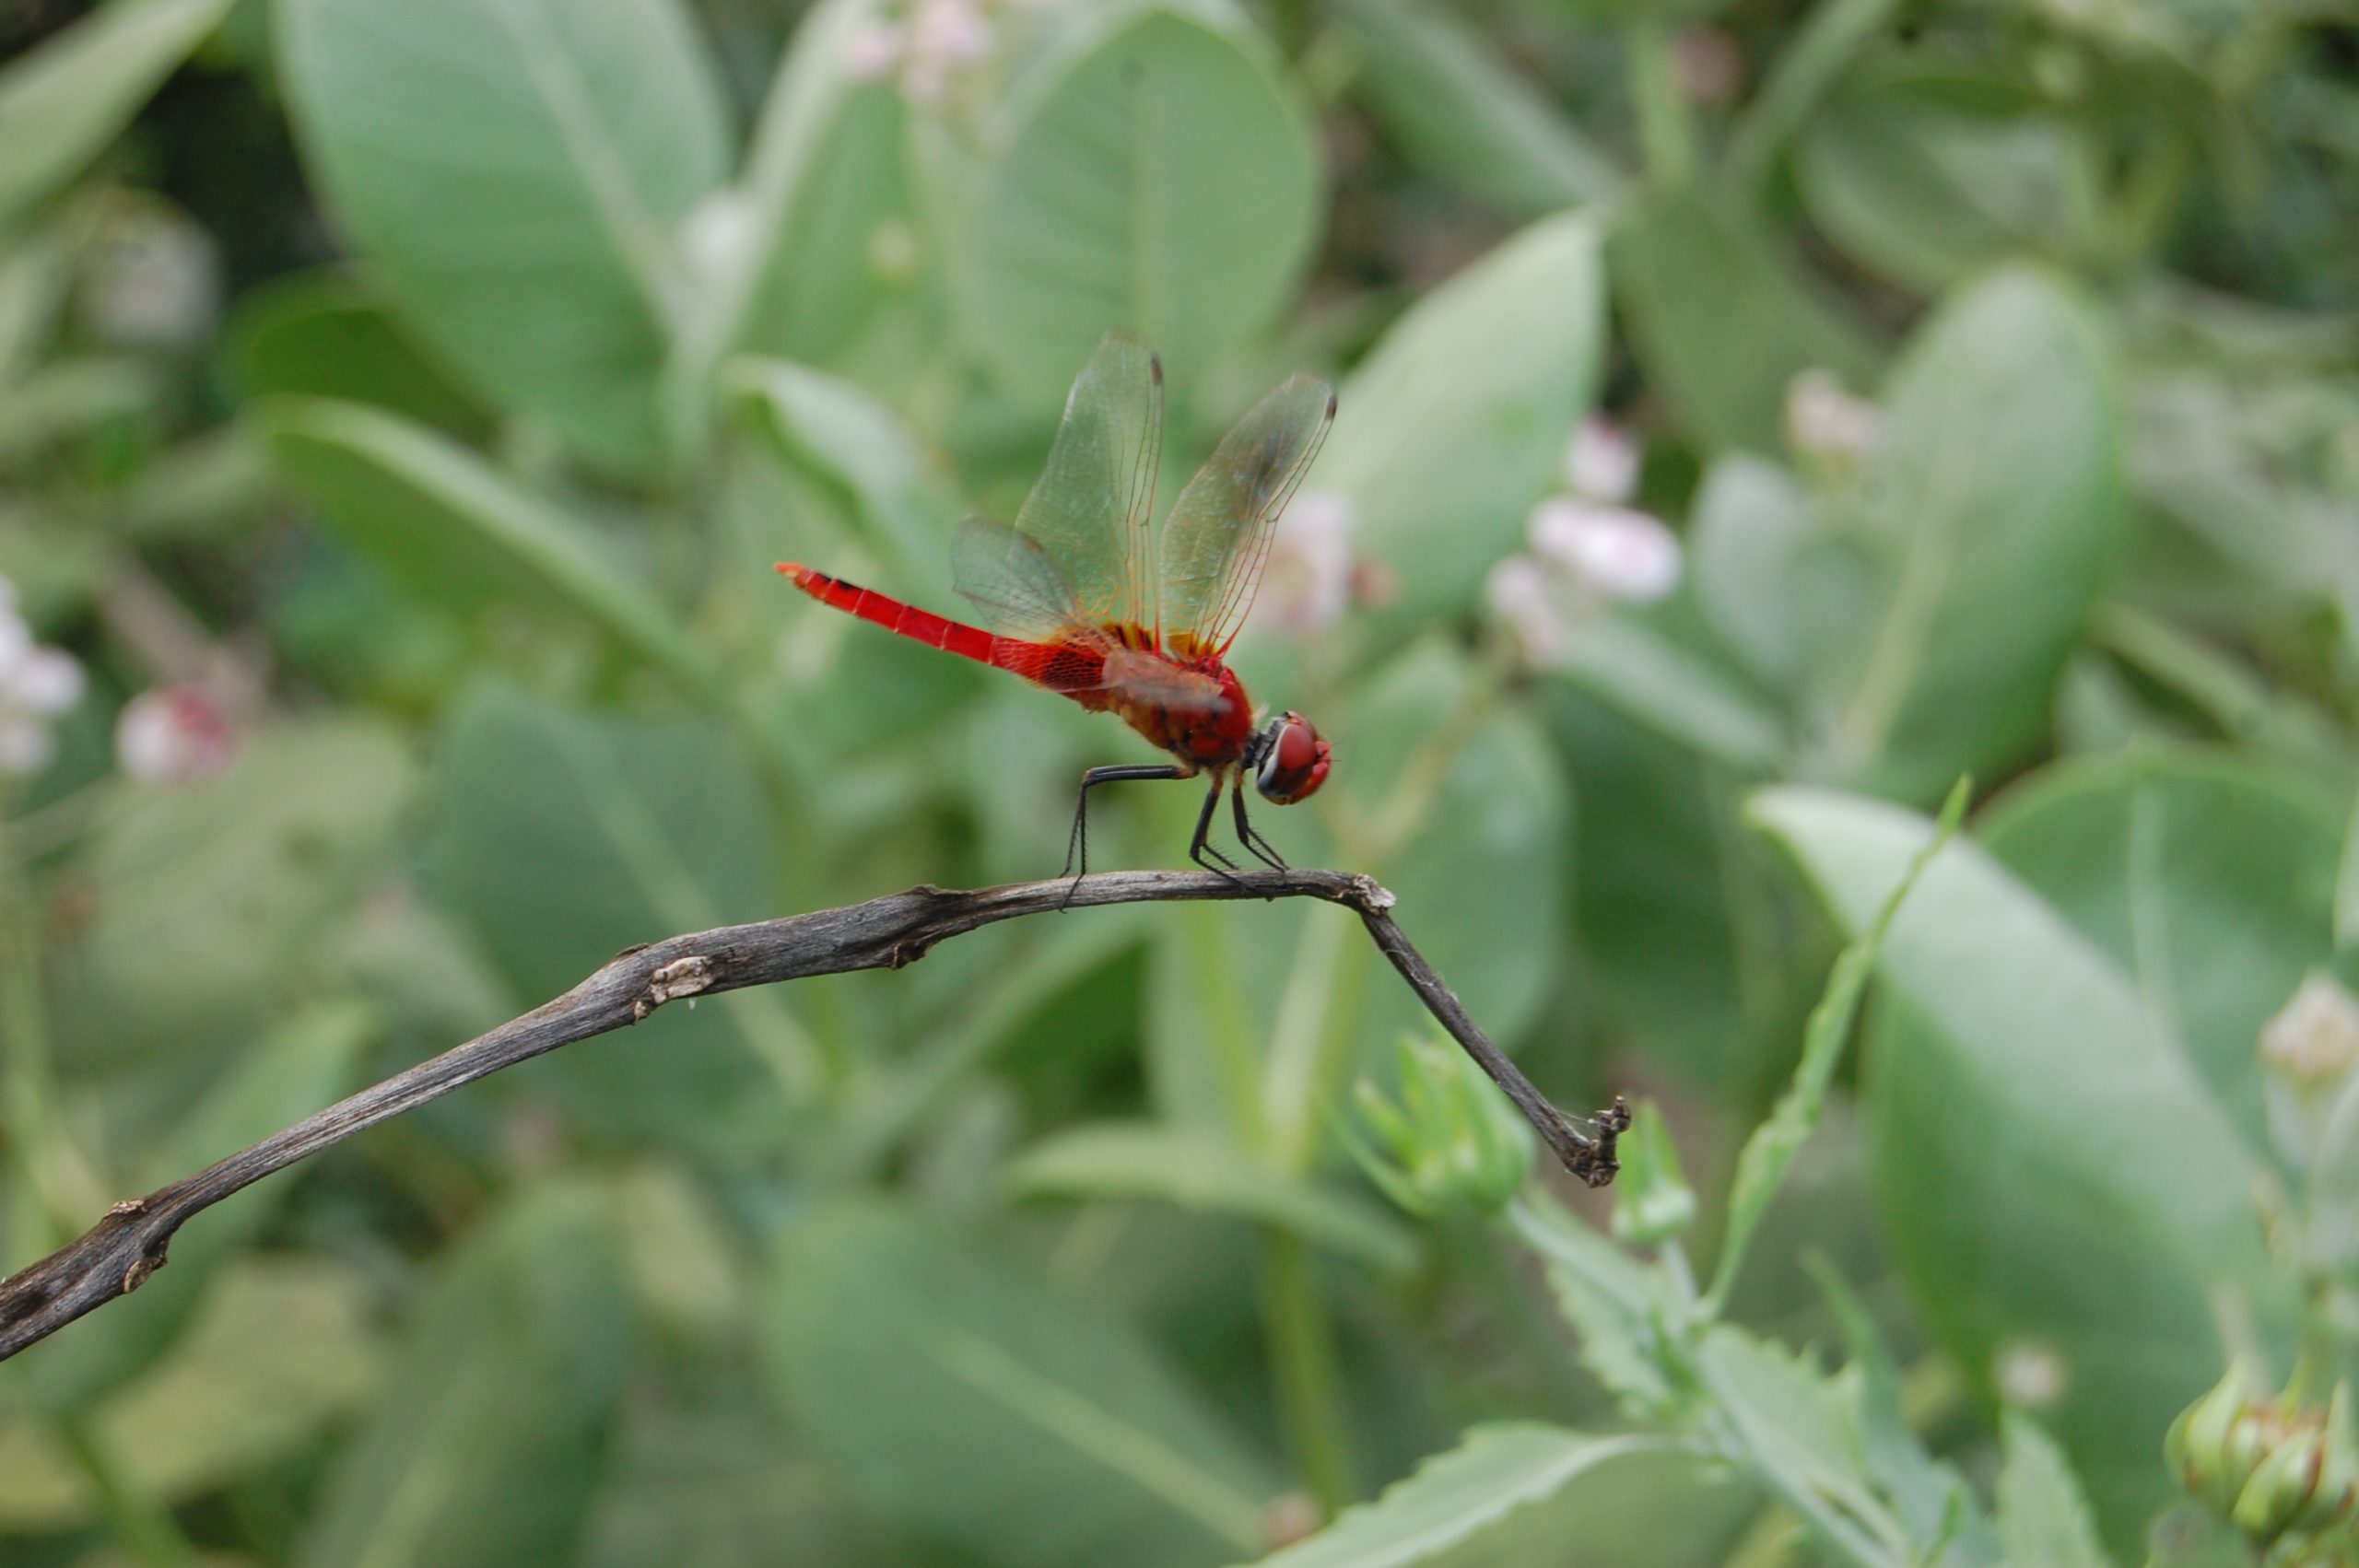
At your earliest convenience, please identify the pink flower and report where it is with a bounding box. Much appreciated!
[1563,417,1641,504]
[1257,489,1356,638]
[1527,497,1683,603]
[0,578,85,778]
[1484,555,1568,661]
[115,685,238,784]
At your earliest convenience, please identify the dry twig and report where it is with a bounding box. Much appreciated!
[0,868,1624,1362]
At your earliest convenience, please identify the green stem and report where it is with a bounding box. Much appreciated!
[1720,0,1899,197]
[1626,21,1697,191]
[1260,1229,1355,1515]
[52,1412,194,1568]
[0,806,101,1261]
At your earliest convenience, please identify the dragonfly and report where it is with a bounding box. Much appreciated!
[778,332,1334,888]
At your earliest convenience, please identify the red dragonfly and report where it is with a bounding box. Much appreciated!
[778,333,1334,886]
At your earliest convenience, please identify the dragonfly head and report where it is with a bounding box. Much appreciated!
[1250,711,1330,805]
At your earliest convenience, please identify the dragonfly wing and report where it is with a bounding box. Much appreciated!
[1013,331,1164,631]
[1157,371,1336,655]
[951,514,1118,693]
[952,513,1086,643]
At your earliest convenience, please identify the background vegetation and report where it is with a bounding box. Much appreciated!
[3,0,2357,1562]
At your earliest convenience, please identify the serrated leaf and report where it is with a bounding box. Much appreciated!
[1228,1424,1663,1568]
[1996,1414,2114,1568]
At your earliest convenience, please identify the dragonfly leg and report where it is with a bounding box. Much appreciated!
[1230,778,1288,872]
[1187,777,1249,887]
[1062,764,1188,902]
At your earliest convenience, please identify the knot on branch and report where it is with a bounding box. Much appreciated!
[633,954,717,1020]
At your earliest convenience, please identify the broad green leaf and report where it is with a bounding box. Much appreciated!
[299,1183,636,1568]
[1609,189,1877,454]
[1708,778,1966,1306]
[23,1000,377,1416]
[760,1201,1276,1568]
[1750,785,2294,1546]
[55,720,412,1078]
[1799,70,2095,295]
[946,3,1319,400]
[1229,1424,1664,1568]
[1006,1121,1419,1272]
[1320,212,1604,618]
[730,357,957,591]
[259,397,723,702]
[0,0,235,232]
[710,0,912,368]
[275,0,729,474]
[226,269,489,432]
[1543,616,1785,774]
[0,1258,385,1531]
[425,683,814,1141]
[1996,1414,2115,1568]
[1340,642,1569,1047]
[1687,455,1812,690]
[1336,0,1620,216]
[1808,268,2120,802]
[1978,750,2342,1147]
[1543,685,1828,1097]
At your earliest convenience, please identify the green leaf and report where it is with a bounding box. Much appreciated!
[1691,1327,1912,1565]
[1336,0,1620,216]
[1609,188,1877,454]
[24,1000,378,1416]
[226,269,490,432]
[258,398,723,702]
[424,683,814,1141]
[1687,455,1812,690]
[1808,268,2121,802]
[1227,1424,1664,1568]
[760,1201,1276,1568]
[1996,1413,2116,1568]
[1978,750,2342,1147]
[274,0,729,474]
[299,1183,636,1568]
[1609,1100,1697,1246]
[0,1258,385,1532]
[1343,642,1570,1047]
[709,0,912,368]
[1543,685,1827,1096]
[0,0,236,232]
[1543,615,1786,774]
[1320,212,1604,618]
[1708,778,1966,1307]
[944,2,1319,400]
[56,720,413,1076]
[1006,1121,1420,1272]
[1749,785,2295,1545]
[1510,1196,1684,1419]
[1799,68,2095,294]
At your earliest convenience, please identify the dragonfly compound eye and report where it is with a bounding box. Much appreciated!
[1255,712,1331,804]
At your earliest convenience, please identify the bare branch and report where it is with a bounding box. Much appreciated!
[0,868,1624,1363]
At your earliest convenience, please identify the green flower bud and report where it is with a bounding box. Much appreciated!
[1340,1034,1534,1219]
[2169,1363,2359,1549]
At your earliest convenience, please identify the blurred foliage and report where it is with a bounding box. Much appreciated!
[3,0,2358,1563]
